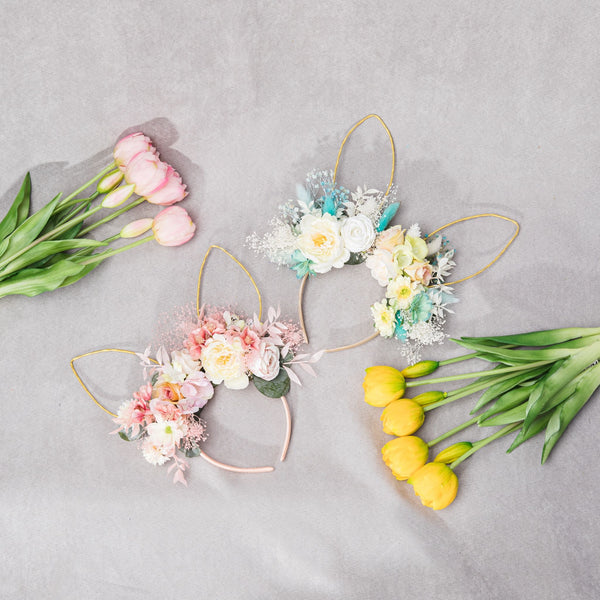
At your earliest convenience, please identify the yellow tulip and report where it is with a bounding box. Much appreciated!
[382,436,429,480]
[381,399,424,436]
[401,360,439,378]
[434,442,473,464]
[363,366,406,407]
[408,462,458,510]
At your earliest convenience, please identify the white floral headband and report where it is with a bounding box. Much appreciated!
[249,115,519,362]
[71,245,320,484]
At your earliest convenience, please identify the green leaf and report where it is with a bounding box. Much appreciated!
[184,447,201,458]
[477,385,535,423]
[0,173,31,241]
[524,341,600,430]
[0,257,88,299]
[452,339,574,363]
[0,192,62,261]
[507,413,553,453]
[478,401,528,426]
[253,368,290,398]
[541,362,600,463]
[471,365,550,413]
[118,431,133,442]
[345,252,367,265]
[0,238,106,280]
[459,327,600,347]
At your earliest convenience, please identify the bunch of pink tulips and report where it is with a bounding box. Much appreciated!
[0,133,196,299]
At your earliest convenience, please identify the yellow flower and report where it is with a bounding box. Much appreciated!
[408,462,459,510]
[382,436,429,480]
[401,360,440,379]
[434,442,473,464]
[363,366,406,407]
[381,398,425,435]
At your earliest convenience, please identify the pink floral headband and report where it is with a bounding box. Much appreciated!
[71,245,320,484]
[249,115,520,363]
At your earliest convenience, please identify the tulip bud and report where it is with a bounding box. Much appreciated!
[382,436,429,481]
[408,462,458,510]
[411,390,447,406]
[381,399,425,436]
[97,169,124,194]
[362,366,406,407]
[102,183,135,208]
[434,442,473,464]
[120,218,154,239]
[401,360,439,378]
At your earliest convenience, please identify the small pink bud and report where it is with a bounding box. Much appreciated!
[146,166,187,205]
[121,218,154,238]
[97,169,124,194]
[101,183,135,208]
[125,151,169,197]
[152,206,196,247]
[114,132,157,171]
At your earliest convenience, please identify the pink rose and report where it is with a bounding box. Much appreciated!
[152,206,196,247]
[404,261,433,285]
[114,133,157,171]
[179,371,214,413]
[125,151,169,197]
[146,166,187,205]
[246,341,281,381]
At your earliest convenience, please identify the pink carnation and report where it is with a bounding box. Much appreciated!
[150,398,182,422]
[185,317,227,360]
[237,326,261,350]
[113,397,152,437]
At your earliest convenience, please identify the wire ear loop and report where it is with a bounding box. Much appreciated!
[71,245,292,475]
[297,114,520,352]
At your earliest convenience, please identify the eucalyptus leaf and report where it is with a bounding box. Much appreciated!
[0,173,31,241]
[118,431,133,442]
[0,238,106,280]
[345,252,367,265]
[0,192,62,261]
[184,447,201,458]
[253,368,291,398]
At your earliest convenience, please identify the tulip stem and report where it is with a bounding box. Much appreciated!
[77,197,145,236]
[449,422,522,469]
[427,416,479,447]
[54,191,100,215]
[439,352,478,366]
[405,361,554,388]
[57,161,116,209]
[78,234,155,265]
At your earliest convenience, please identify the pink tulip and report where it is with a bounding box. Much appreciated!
[113,132,157,171]
[152,206,196,246]
[146,166,187,206]
[125,151,169,197]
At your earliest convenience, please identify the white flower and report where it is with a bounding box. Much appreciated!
[366,248,398,286]
[141,439,171,465]
[371,300,396,338]
[159,349,199,385]
[200,335,249,389]
[340,214,376,253]
[246,341,281,381]
[146,420,187,448]
[386,276,418,309]
[296,213,349,273]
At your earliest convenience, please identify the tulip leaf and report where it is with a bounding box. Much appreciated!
[0,173,31,241]
[507,412,553,453]
[0,192,62,261]
[452,339,574,363]
[0,257,89,299]
[253,368,290,398]
[477,385,534,423]
[478,401,528,426]
[524,342,600,430]
[459,327,600,347]
[0,238,106,280]
[541,363,600,463]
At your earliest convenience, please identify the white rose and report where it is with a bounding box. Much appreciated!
[366,248,398,286]
[296,213,350,274]
[246,341,281,381]
[200,335,249,390]
[340,214,376,252]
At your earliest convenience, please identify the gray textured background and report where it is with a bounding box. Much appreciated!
[1,1,599,598]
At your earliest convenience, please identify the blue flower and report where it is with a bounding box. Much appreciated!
[290,250,315,278]
[409,292,433,323]
[394,311,408,341]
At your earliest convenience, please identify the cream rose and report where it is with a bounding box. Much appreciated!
[340,214,376,253]
[296,213,350,273]
[200,335,249,389]
[366,248,398,286]
[246,341,281,381]
[375,225,405,253]
[404,261,433,285]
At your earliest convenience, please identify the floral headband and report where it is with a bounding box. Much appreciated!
[71,245,320,484]
[249,115,519,362]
